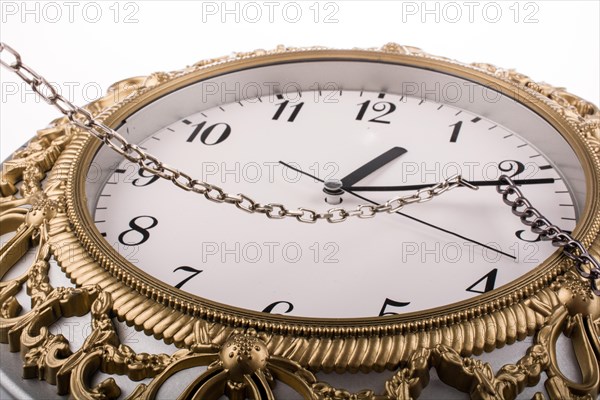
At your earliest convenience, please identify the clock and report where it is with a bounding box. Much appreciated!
[0,43,599,399]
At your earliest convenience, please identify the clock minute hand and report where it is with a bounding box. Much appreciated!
[347,178,556,192]
[340,146,407,187]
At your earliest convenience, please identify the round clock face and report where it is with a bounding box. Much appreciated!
[84,59,585,319]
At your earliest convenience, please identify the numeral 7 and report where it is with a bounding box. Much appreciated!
[173,266,203,289]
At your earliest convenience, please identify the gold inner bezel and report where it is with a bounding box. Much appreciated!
[65,49,600,338]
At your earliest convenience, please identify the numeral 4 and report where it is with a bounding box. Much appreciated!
[466,269,498,294]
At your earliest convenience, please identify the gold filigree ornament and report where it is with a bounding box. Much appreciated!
[1,43,599,399]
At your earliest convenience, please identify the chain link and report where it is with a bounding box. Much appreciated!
[0,42,474,224]
[498,175,600,295]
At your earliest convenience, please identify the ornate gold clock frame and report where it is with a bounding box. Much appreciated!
[1,43,599,399]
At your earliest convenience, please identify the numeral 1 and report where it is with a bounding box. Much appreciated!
[356,100,396,124]
[449,121,462,143]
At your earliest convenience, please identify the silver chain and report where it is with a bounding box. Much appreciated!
[2,43,599,294]
[498,175,600,295]
[0,42,475,224]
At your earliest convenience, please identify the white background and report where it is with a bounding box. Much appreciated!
[0,0,599,161]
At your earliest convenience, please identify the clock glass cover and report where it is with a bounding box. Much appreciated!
[84,59,585,319]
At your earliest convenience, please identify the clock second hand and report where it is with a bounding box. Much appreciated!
[279,161,516,260]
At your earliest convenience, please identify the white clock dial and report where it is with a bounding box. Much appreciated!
[90,88,577,318]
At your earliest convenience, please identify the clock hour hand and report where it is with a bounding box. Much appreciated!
[340,147,407,187]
